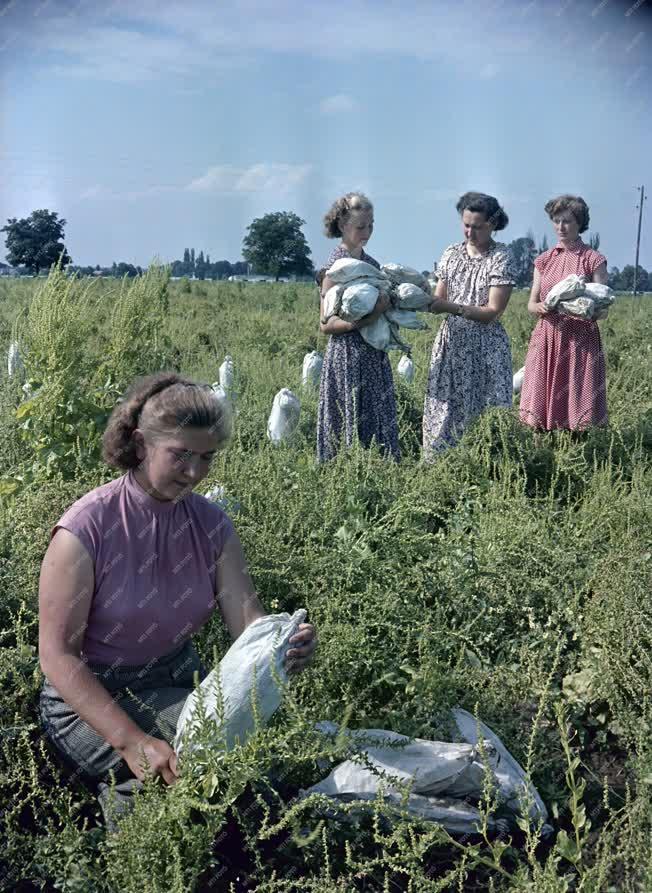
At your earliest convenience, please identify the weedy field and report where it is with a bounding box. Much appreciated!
[0,268,650,892]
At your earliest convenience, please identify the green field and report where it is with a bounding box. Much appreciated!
[0,269,651,892]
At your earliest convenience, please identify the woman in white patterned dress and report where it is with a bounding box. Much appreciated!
[423,192,517,458]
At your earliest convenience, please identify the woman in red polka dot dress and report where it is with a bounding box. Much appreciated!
[519,195,609,431]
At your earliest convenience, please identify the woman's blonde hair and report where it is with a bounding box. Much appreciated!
[323,192,373,238]
[102,372,231,470]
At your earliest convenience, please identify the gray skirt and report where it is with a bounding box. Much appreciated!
[39,640,208,785]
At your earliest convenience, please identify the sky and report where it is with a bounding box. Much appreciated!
[0,0,651,272]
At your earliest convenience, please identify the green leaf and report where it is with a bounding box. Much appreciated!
[15,398,37,420]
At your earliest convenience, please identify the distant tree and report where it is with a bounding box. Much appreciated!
[1,209,71,274]
[538,234,549,254]
[242,211,314,281]
[611,264,649,292]
[196,250,206,280]
[588,232,601,251]
[508,234,537,287]
[114,262,139,278]
[190,248,195,271]
[231,261,249,276]
[213,260,233,280]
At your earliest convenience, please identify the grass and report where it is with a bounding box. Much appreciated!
[0,270,650,891]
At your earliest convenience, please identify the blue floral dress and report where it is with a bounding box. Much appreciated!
[317,246,400,462]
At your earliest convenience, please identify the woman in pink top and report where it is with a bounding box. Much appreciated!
[519,195,609,431]
[38,372,317,829]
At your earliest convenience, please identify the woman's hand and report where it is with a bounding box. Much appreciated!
[284,623,318,675]
[428,298,447,314]
[118,735,180,786]
[531,302,550,318]
[374,293,392,315]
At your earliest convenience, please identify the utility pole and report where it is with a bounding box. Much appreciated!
[633,185,646,297]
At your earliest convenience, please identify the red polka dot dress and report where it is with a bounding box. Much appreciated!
[519,239,608,431]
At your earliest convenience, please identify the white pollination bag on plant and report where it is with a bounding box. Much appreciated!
[7,341,24,379]
[175,609,307,754]
[340,282,379,321]
[267,388,300,444]
[397,355,415,383]
[219,355,235,392]
[512,366,525,394]
[302,351,323,389]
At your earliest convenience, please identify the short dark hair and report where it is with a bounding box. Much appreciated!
[544,195,590,234]
[456,191,509,231]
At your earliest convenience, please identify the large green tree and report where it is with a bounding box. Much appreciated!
[509,234,537,287]
[242,211,313,281]
[1,209,71,274]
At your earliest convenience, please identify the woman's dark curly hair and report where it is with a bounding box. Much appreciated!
[323,192,373,238]
[102,372,231,470]
[456,191,509,231]
[544,194,590,233]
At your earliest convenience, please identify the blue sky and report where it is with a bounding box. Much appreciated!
[1,0,650,271]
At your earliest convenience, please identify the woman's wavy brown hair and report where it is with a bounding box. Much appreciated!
[323,192,373,238]
[102,372,232,470]
[544,194,590,234]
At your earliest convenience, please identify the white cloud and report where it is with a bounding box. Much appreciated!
[479,62,500,80]
[187,162,312,195]
[19,0,543,85]
[319,94,357,115]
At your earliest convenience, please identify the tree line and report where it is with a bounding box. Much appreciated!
[1,209,648,291]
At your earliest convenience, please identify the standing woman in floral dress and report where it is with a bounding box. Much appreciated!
[423,191,517,458]
[316,192,400,462]
[519,195,609,431]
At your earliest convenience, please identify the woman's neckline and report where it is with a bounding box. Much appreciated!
[464,240,495,259]
[127,469,183,514]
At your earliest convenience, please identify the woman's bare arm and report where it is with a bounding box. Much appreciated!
[38,530,146,754]
[591,261,608,285]
[527,268,548,317]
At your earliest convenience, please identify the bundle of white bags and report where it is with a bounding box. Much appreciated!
[300,709,550,836]
[543,275,615,320]
[322,259,431,352]
[174,607,550,837]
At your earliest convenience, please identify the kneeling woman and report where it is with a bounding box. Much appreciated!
[38,374,317,829]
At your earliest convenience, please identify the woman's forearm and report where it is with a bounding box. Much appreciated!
[41,652,146,753]
[435,300,499,323]
[320,316,358,334]
[463,304,501,323]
